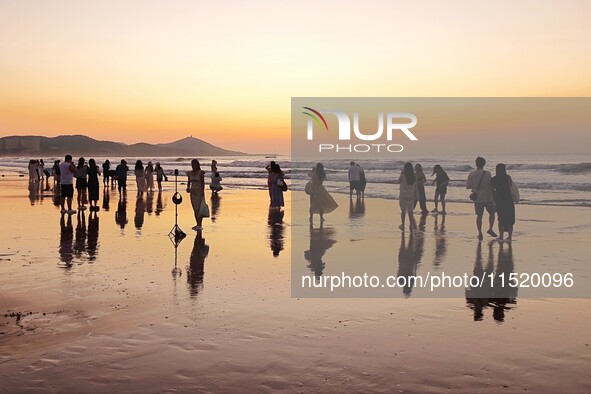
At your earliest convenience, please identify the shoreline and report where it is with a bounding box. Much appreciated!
[1,178,590,392]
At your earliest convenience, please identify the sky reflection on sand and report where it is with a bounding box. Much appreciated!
[1,180,590,392]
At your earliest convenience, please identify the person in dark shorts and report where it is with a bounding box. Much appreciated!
[116,159,129,195]
[466,156,497,240]
[59,154,77,214]
[75,157,89,210]
[431,165,449,214]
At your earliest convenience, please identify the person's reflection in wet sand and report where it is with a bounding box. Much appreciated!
[52,187,61,207]
[466,241,516,322]
[115,197,128,229]
[491,242,517,322]
[267,208,285,257]
[134,196,146,230]
[432,214,447,268]
[102,188,110,211]
[155,190,165,216]
[466,241,494,321]
[210,193,221,222]
[186,232,210,298]
[397,232,422,297]
[348,196,365,219]
[146,190,154,214]
[59,213,74,267]
[87,211,99,262]
[304,225,337,280]
[28,182,40,205]
[417,212,428,232]
[74,211,87,260]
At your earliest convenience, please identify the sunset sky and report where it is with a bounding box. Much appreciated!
[1,0,590,154]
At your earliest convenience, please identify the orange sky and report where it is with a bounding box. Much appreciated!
[1,0,591,154]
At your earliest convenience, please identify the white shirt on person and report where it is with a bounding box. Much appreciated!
[348,165,361,182]
[59,161,75,185]
[466,168,493,203]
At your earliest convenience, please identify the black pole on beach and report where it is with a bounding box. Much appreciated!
[169,169,186,276]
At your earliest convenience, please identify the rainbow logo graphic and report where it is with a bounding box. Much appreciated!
[302,107,328,132]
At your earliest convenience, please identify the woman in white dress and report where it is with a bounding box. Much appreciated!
[187,159,206,231]
[134,160,145,196]
[399,162,418,231]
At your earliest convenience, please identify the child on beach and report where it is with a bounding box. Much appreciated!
[431,164,449,214]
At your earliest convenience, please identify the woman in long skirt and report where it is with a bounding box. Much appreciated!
[145,162,155,192]
[87,158,101,211]
[491,163,516,242]
[269,163,285,208]
[308,163,338,224]
[187,159,206,231]
[134,160,145,196]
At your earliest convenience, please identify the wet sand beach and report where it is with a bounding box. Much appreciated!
[1,178,590,393]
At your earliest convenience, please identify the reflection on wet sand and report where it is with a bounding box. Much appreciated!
[134,196,146,230]
[59,213,74,267]
[348,196,365,219]
[115,197,128,229]
[74,211,87,260]
[87,211,99,262]
[52,187,61,207]
[186,233,209,298]
[267,208,285,257]
[146,191,154,214]
[433,214,447,268]
[304,225,337,279]
[210,193,221,222]
[102,188,110,211]
[28,183,42,205]
[155,190,166,216]
[396,231,425,297]
[466,241,517,322]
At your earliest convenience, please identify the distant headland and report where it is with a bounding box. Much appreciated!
[0,135,247,156]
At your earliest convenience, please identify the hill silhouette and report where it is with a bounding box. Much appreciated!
[0,135,246,156]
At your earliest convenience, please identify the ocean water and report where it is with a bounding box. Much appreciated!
[2,154,589,206]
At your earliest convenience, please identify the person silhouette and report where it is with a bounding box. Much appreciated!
[432,214,447,268]
[186,232,210,298]
[397,232,420,297]
[74,211,87,260]
[87,210,99,262]
[59,213,74,267]
[210,193,221,222]
[102,188,110,211]
[134,195,146,229]
[465,241,494,321]
[115,196,128,229]
[155,190,164,216]
[491,243,517,322]
[267,208,285,257]
[348,195,365,219]
[304,225,337,280]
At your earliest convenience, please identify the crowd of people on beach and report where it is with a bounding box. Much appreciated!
[298,156,518,243]
[28,154,519,242]
[395,156,519,242]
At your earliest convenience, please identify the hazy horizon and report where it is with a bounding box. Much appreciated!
[2,1,591,155]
